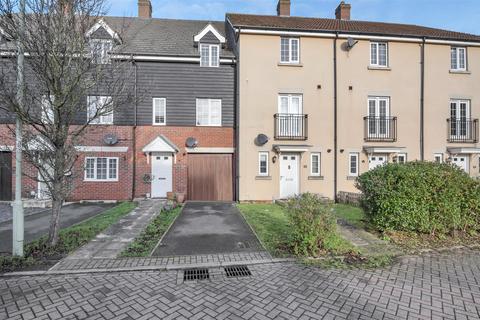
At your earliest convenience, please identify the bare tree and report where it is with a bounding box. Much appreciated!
[0,0,133,246]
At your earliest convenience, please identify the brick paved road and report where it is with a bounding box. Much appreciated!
[1,249,480,319]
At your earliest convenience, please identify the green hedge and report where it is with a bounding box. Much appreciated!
[356,161,480,235]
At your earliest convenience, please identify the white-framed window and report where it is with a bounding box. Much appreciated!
[196,98,222,126]
[434,153,443,163]
[349,153,359,177]
[41,95,54,124]
[450,99,471,139]
[310,153,321,176]
[451,47,466,71]
[89,39,113,64]
[397,153,407,164]
[84,157,118,181]
[258,152,269,176]
[152,98,166,125]
[367,96,390,138]
[87,96,113,125]
[200,44,219,67]
[277,94,303,137]
[370,42,388,67]
[280,37,300,64]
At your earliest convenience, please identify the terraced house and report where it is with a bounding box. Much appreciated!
[227,0,480,201]
[0,0,236,203]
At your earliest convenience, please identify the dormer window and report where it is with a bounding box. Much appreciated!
[89,39,113,64]
[200,44,219,67]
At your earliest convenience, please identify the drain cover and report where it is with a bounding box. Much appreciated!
[224,265,252,278]
[183,268,210,282]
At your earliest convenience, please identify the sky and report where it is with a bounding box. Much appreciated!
[105,0,480,35]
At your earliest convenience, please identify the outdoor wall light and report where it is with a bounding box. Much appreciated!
[317,84,322,89]
[340,149,344,153]
[327,149,332,153]
[272,156,277,163]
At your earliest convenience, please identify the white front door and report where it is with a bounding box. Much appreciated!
[151,154,173,198]
[451,155,469,173]
[368,154,388,170]
[280,154,299,198]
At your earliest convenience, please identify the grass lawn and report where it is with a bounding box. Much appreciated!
[333,204,367,228]
[238,203,356,258]
[0,202,136,273]
[120,206,182,257]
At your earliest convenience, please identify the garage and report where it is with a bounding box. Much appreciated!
[187,153,234,201]
[0,152,12,201]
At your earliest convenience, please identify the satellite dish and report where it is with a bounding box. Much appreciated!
[103,134,118,145]
[255,134,269,146]
[346,37,358,50]
[185,137,198,148]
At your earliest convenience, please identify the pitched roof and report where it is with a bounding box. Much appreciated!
[103,17,234,57]
[227,13,480,42]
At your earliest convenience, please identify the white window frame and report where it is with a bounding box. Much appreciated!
[152,98,166,126]
[200,44,219,67]
[280,37,300,64]
[89,39,113,64]
[367,96,390,138]
[434,153,443,163]
[349,153,359,177]
[87,96,113,125]
[258,152,269,176]
[84,157,119,182]
[310,153,321,176]
[450,99,471,139]
[451,47,466,71]
[370,42,388,67]
[397,153,407,164]
[196,98,222,126]
[41,95,55,124]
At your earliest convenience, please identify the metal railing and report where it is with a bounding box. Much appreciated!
[363,116,397,142]
[447,118,478,143]
[274,114,308,140]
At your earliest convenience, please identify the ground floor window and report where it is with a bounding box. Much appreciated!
[349,153,359,176]
[84,157,118,181]
[397,153,407,164]
[258,152,269,176]
[310,153,321,176]
[434,153,443,163]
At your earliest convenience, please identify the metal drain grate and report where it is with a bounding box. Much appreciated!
[183,268,210,282]
[224,265,252,278]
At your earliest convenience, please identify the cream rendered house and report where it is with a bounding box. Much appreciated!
[226,1,480,201]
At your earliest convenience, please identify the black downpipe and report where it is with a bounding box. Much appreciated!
[420,38,425,161]
[234,28,241,202]
[333,33,338,202]
[131,57,138,200]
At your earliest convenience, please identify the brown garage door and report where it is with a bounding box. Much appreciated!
[0,152,12,201]
[188,154,233,201]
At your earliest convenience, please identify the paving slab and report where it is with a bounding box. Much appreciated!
[152,201,266,256]
[64,199,164,260]
[0,203,115,254]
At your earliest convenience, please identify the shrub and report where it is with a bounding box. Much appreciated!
[356,161,480,235]
[285,193,336,256]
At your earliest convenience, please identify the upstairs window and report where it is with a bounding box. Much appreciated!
[41,95,54,124]
[370,42,388,67]
[200,44,219,67]
[87,96,113,125]
[90,39,113,64]
[196,98,222,126]
[152,98,166,125]
[280,37,300,64]
[451,47,466,71]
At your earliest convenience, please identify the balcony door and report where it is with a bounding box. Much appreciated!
[367,97,390,138]
[450,100,470,140]
[278,94,303,138]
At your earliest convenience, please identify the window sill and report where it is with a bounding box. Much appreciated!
[367,66,391,71]
[278,62,303,67]
[449,70,471,74]
[152,123,166,126]
[89,123,114,126]
[84,179,119,182]
[346,176,358,180]
[308,176,324,180]
[255,176,272,180]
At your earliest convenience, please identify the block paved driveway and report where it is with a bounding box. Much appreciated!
[153,201,265,256]
[1,249,480,319]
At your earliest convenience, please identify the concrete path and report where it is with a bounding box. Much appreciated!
[0,203,115,254]
[2,248,480,319]
[153,201,266,257]
[65,199,164,260]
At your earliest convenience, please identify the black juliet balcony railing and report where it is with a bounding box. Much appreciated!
[363,116,397,142]
[447,118,478,143]
[274,114,308,140]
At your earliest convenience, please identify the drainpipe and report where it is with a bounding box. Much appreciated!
[131,56,138,200]
[420,37,426,161]
[234,28,241,202]
[333,33,339,202]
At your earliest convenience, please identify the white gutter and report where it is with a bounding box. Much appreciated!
[111,54,236,64]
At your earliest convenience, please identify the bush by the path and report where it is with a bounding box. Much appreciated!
[356,161,480,235]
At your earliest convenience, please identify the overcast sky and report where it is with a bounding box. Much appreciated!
[105,0,480,35]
